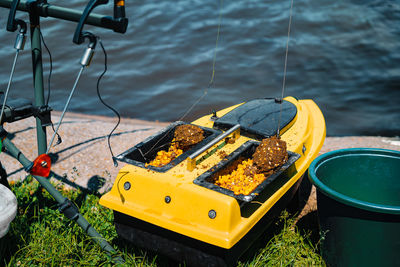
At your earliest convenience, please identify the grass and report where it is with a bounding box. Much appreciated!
[1,176,325,266]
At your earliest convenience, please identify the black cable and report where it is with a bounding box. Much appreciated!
[97,38,121,167]
[39,29,62,146]
[39,29,52,106]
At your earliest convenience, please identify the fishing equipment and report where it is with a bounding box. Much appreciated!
[0,3,52,127]
[0,0,128,263]
[46,32,97,154]
[0,0,27,124]
[46,0,115,155]
[71,0,124,167]
[100,97,326,266]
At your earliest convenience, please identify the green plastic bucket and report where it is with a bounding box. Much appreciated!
[308,148,400,267]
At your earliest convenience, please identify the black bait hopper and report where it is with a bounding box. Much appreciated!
[194,140,301,203]
[115,121,221,172]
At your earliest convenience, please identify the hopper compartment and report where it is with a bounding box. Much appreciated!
[194,140,300,202]
[115,121,221,172]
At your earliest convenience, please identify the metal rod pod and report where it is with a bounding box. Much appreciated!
[187,124,240,171]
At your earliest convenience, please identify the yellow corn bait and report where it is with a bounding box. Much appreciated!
[146,142,183,167]
[213,159,266,195]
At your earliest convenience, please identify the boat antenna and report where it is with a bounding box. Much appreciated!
[179,0,224,120]
[141,0,224,158]
[276,0,294,138]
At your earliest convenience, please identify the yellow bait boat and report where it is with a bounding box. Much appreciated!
[100,97,325,266]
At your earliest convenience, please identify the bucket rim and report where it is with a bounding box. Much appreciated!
[308,148,400,215]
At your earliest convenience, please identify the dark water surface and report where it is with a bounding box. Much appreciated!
[0,0,399,136]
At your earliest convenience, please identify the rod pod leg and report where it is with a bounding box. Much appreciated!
[2,137,124,264]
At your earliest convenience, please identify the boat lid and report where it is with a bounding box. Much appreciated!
[213,98,297,140]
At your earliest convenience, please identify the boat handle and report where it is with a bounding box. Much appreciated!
[187,124,240,171]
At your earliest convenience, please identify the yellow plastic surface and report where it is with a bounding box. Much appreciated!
[99,97,326,248]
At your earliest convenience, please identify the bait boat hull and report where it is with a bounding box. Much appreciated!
[99,96,326,265]
[113,174,303,266]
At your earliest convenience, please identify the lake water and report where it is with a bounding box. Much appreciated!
[0,0,399,136]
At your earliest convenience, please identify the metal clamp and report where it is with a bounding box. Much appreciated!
[187,124,240,171]
[58,199,80,221]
